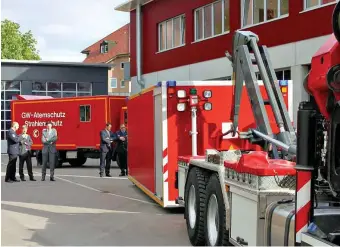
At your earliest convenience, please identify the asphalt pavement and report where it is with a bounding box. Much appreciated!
[1,155,190,246]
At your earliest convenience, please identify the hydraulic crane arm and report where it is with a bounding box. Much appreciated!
[227,30,296,156]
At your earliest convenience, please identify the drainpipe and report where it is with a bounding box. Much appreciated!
[136,2,144,91]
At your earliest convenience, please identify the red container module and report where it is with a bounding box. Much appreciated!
[127,80,293,208]
[11,95,126,167]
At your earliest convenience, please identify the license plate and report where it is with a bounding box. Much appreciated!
[67,152,77,159]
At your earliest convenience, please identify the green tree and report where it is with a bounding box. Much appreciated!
[1,19,41,60]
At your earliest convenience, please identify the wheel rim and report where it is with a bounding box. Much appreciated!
[207,194,219,245]
[188,185,196,229]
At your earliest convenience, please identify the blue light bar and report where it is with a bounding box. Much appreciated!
[166,80,176,87]
[279,80,288,86]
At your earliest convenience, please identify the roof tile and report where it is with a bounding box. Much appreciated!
[81,23,130,64]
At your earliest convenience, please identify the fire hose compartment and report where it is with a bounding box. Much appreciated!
[225,151,296,246]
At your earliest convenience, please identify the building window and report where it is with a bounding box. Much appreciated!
[76,82,92,97]
[158,14,186,52]
[47,82,62,98]
[1,81,21,140]
[120,63,125,69]
[194,0,230,42]
[110,78,117,88]
[256,68,291,80]
[62,82,77,98]
[242,0,289,27]
[304,0,337,10]
[80,105,91,122]
[275,68,291,80]
[32,81,92,98]
[100,43,108,54]
[120,80,125,88]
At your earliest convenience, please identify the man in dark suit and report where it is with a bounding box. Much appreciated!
[99,123,114,177]
[5,122,23,183]
[41,121,58,181]
[115,124,128,176]
[19,124,36,181]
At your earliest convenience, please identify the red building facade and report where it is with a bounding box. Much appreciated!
[115,0,338,123]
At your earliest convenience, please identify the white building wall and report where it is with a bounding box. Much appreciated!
[291,65,310,125]
[131,34,331,125]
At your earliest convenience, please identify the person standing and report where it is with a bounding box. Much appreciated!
[18,125,36,181]
[5,122,23,183]
[41,121,58,181]
[115,124,128,176]
[99,123,113,177]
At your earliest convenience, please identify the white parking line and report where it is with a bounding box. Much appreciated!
[52,175,155,205]
[1,172,128,180]
[2,201,141,214]
[48,174,128,180]
[1,163,156,205]
[1,172,127,180]
[1,163,154,205]
[1,163,127,179]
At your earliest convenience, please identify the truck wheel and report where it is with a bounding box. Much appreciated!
[184,167,209,246]
[204,174,230,246]
[55,160,63,168]
[46,152,63,168]
[36,151,42,166]
[69,157,87,167]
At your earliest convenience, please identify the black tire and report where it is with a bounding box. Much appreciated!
[204,174,230,246]
[36,151,42,166]
[184,167,209,246]
[44,152,63,168]
[69,157,87,167]
[36,151,63,168]
[55,160,63,168]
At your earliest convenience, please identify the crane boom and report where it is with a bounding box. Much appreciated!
[227,30,296,158]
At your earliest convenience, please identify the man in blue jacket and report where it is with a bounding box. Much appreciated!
[115,124,128,176]
[5,122,23,183]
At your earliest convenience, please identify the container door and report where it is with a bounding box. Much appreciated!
[154,88,163,199]
[77,103,95,148]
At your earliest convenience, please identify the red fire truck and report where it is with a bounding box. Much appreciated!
[126,79,292,208]
[11,95,127,168]
[126,3,340,245]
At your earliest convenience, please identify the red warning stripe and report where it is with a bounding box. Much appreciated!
[163,164,168,183]
[296,170,311,191]
[296,201,311,233]
[163,148,168,183]
[163,148,168,158]
[295,170,312,243]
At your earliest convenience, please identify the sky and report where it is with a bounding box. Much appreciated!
[1,0,130,62]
